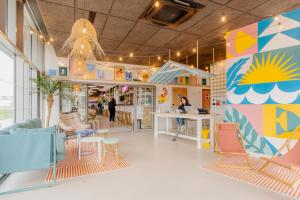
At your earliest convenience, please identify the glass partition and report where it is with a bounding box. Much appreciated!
[60,84,88,121]
[134,86,155,131]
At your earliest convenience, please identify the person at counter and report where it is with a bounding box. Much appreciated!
[173,96,191,141]
[108,98,116,122]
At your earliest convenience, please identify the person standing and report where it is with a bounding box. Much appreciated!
[108,98,116,122]
[98,101,103,115]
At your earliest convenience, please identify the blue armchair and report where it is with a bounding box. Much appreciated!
[0,118,66,195]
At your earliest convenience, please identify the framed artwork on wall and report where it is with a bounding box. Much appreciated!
[114,66,125,81]
[96,69,104,79]
[47,69,57,77]
[59,66,68,76]
[178,76,185,85]
[125,71,132,81]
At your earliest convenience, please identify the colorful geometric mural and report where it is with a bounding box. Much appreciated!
[227,44,300,105]
[225,106,277,155]
[258,8,300,52]
[226,23,258,59]
[263,105,300,139]
[226,8,300,155]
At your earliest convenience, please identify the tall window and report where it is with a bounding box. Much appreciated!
[0,45,15,128]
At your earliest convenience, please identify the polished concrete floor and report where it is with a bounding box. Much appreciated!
[0,131,291,200]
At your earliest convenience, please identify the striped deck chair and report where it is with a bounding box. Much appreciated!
[258,128,300,187]
[215,123,252,169]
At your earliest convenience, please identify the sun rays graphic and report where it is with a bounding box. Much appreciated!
[239,52,300,85]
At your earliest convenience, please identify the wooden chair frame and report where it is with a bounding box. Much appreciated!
[214,122,252,170]
[258,128,300,188]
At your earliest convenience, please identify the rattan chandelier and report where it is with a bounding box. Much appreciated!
[62,18,105,60]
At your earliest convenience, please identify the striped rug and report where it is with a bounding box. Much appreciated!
[203,157,300,199]
[46,139,130,181]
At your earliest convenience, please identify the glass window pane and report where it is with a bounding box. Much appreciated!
[0,46,15,128]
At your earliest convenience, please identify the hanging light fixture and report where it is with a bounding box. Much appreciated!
[62,18,105,59]
[68,37,95,60]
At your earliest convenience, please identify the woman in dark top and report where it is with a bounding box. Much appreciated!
[173,96,191,141]
[108,98,116,122]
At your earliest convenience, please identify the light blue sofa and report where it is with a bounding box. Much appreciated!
[0,118,66,194]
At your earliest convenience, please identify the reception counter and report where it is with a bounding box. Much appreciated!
[154,112,214,150]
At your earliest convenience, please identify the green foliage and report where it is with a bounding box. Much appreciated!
[32,74,70,99]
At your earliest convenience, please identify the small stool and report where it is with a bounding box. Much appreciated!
[103,138,120,162]
[78,137,104,162]
[97,129,109,138]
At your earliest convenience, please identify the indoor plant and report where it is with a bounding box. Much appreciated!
[33,74,69,127]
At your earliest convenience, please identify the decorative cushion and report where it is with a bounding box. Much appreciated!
[30,118,43,128]
[0,124,21,135]
[18,119,34,129]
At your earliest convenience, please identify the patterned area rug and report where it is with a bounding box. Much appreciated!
[46,139,130,181]
[203,157,300,199]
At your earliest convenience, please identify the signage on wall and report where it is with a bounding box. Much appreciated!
[59,66,68,76]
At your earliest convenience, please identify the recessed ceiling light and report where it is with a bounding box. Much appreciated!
[129,52,133,57]
[154,1,160,8]
[119,57,123,61]
[176,52,181,57]
[192,48,196,53]
[157,56,161,60]
[50,37,54,42]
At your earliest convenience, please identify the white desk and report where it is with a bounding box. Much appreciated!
[154,112,214,150]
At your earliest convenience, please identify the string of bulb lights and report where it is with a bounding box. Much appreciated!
[27,12,289,65]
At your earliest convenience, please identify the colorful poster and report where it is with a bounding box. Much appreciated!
[178,76,185,85]
[114,66,125,81]
[185,77,190,85]
[59,66,68,76]
[96,69,104,79]
[157,87,168,104]
[47,69,57,77]
[142,72,149,82]
[125,71,132,81]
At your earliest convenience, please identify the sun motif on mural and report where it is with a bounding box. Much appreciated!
[239,52,300,85]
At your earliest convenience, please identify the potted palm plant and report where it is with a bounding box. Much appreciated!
[33,74,69,127]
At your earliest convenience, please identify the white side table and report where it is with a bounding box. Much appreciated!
[78,137,104,162]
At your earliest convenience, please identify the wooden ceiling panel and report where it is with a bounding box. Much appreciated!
[100,16,135,41]
[110,0,152,20]
[123,22,159,45]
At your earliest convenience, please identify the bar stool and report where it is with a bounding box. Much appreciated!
[103,138,120,163]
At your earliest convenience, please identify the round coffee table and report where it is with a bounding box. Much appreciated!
[78,136,104,162]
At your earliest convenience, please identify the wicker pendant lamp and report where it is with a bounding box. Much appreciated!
[62,0,105,60]
[68,37,95,60]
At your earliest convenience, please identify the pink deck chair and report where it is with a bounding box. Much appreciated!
[215,123,252,169]
[258,128,300,187]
